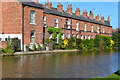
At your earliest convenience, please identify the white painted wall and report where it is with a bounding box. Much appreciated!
[0,34,23,50]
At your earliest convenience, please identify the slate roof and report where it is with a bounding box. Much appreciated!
[20,1,44,9]
[20,1,112,27]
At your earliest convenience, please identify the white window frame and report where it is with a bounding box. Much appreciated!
[43,16,47,27]
[54,18,58,28]
[76,22,79,31]
[66,19,71,29]
[66,34,70,38]
[62,33,64,40]
[91,25,94,32]
[84,23,87,32]
[30,11,36,25]
[97,26,100,33]
[103,28,105,33]
[30,31,35,43]
[88,35,91,40]
[49,33,52,39]
[81,35,83,39]
[76,34,79,38]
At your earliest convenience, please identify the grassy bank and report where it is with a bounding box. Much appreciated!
[87,70,120,80]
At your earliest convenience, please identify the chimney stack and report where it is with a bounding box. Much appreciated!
[108,16,110,22]
[89,11,94,19]
[101,17,105,22]
[75,8,80,16]
[57,3,63,12]
[82,11,88,18]
[33,0,39,4]
[46,2,52,9]
[67,4,72,14]
[95,14,99,21]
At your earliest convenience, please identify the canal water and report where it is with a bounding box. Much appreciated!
[2,49,119,78]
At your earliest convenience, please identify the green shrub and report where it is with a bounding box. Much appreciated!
[3,37,14,55]
[36,44,42,51]
[32,44,36,51]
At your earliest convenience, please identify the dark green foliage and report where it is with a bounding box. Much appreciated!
[11,38,21,52]
[115,70,120,75]
[112,32,120,49]
[67,37,76,49]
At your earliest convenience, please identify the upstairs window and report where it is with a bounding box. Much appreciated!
[43,16,47,27]
[76,22,79,31]
[66,19,71,29]
[97,26,100,33]
[54,18,58,28]
[91,25,94,32]
[84,23,87,32]
[30,11,36,24]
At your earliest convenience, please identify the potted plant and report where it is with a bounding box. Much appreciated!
[45,38,51,51]
[32,44,36,51]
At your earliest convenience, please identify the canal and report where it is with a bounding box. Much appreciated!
[2,49,119,78]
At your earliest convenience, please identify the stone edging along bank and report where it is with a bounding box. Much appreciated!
[0,49,78,57]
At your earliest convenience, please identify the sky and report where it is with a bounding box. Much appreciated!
[40,2,118,29]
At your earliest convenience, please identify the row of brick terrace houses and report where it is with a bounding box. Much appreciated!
[0,0,112,51]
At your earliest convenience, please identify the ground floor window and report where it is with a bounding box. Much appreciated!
[62,33,64,40]
[66,33,70,38]
[88,35,91,40]
[30,31,35,43]
[76,34,79,38]
[49,33,52,39]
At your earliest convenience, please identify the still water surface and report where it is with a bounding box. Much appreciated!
[2,50,119,78]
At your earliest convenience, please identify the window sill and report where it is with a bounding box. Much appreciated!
[30,23,36,25]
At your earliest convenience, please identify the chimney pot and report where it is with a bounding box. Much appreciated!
[83,11,88,18]
[95,14,99,21]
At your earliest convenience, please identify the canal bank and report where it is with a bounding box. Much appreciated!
[0,49,78,57]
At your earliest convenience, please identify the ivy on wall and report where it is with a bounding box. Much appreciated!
[46,27,62,41]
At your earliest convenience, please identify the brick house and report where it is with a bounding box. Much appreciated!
[0,0,112,51]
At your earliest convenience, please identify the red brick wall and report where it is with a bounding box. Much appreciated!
[23,6,43,45]
[2,2,22,34]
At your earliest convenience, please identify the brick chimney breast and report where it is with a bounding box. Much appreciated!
[57,3,63,12]
[95,14,99,21]
[67,4,72,14]
[46,2,52,9]
[83,11,88,18]
[89,11,94,19]
[108,16,110,22]
[75,8,80,16]
[101,17,105,22]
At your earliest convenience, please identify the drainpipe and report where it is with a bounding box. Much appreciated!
[70,19,72,38]
[22,5,25,52]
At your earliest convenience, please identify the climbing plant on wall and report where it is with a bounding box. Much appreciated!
[46,27,62,42]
